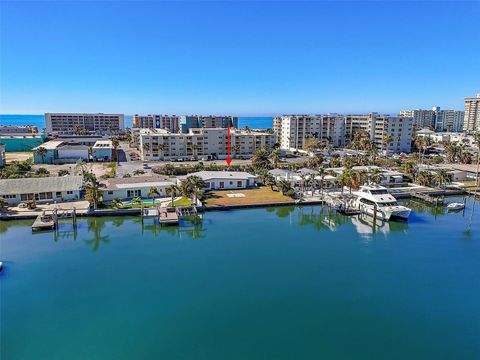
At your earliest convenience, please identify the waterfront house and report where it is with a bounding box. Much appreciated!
[102,176,177,201]
[0,176,83,205]
[180,171,257,190]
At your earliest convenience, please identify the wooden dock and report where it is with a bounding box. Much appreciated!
[411,191,445,206]
[32,213,56,231]
[141,206,179,226]
[32,208,78,231]
[159,208,179,225]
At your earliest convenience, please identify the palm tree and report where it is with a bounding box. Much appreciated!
[166,184,179,207]
[264,173,276,190]
[142,143,150,158]
[367,168,383,184]
[316,168,327,196]
[111,137,120,163]
[186,175,207,205]
[433,169,449,189]
[35,146,47,164]
[383,134,393,156]
[270,148,281,168]
[148,186,160,202]
[416,171,433,187]
[252,148,271,170]
[84,173,105,210]
[299,173,308,194]
[276,179,292,196]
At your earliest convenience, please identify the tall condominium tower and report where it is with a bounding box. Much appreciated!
[463,94,480,132]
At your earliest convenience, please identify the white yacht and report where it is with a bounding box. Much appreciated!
[352,185,411,221]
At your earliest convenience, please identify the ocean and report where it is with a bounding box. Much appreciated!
[0,114,273,130]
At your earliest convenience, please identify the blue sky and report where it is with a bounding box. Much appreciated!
[0,1,479,115]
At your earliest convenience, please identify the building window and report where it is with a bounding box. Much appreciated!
[219,182,224,189]
[67,191,73,195]
[108,191,114,195]
[56,192,61,198]
[237,181,242,188]
[127,189,142,198]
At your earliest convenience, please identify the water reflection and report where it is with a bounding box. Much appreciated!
[140,215,207,240]
[270,204,411,239]
[84,218,110,252]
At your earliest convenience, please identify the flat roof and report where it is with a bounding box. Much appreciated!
[93,140,113,148]
[33,140,64,150]
[185,171,256,180]
[104,176,173,190]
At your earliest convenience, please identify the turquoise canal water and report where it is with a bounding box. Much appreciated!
[1,198,479,359]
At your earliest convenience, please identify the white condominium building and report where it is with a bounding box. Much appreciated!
[275,113,413,153]
[432,108,464,132]
[399,109,435,129]
[140,128,274,161]
[370,114,413,153]
[45,113,125,134]
[132,114,179,133]
[344,114,370,143]
[463,94,480,132]
[451,111,465,132]
[273,115,346,150]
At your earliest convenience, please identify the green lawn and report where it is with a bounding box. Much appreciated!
[168,197,193,207]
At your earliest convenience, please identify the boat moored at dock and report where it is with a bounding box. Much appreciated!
[352,185,411,221]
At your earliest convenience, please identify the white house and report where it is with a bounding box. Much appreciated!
[0,176,83,205]
[182,171,257,190]
[102,176,177,201]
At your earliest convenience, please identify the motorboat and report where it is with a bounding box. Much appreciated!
[447,202,465,211]
[352,185,411,221]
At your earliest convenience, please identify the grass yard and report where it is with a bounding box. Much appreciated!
[168,197,193,207]
[205,187,294,207]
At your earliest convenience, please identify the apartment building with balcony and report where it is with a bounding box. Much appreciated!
[370,114,413,153]
[273,115,345,151]
[463,94,480,132]
[399,109,435,129]
[179,115,238,133]
[45,113,125,135]
[139,128,274,161]
[275,113,413,153]
[132,114,179,133]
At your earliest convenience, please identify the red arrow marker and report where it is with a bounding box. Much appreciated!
[226,122,232,166]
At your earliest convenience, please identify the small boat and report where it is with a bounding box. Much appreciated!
[447,202,465,211]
